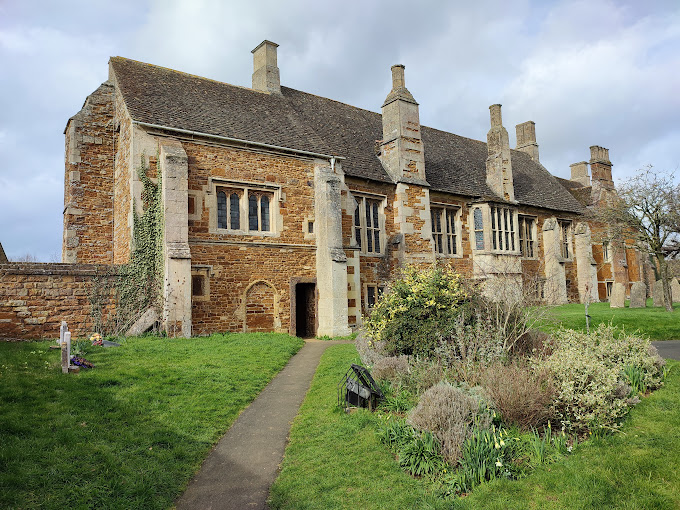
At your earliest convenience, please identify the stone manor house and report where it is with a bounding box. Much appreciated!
[0,40,650,340]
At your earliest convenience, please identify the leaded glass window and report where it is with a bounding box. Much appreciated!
[474,208,484,250]
[353,195,382,255]
[559,220,572,259]
[217,190,228,229]
[261,195,270,232]
[490,206,515,252]
[229,193,240,229]
[431,206,459,256]
[218,188,243,230]
[248,194,259,230]
[518,216,535,257]
[248,192,273,232]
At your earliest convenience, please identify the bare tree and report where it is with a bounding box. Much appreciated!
[597,166,680,312]
[9,253,40,262]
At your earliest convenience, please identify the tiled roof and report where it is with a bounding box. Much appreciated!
[555,177,593,207]
[110,57,584,214]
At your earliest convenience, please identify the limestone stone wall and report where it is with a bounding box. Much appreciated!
[0,263,118,340]
[160,141,192,338]
[62,83,115,264]
[573,222,599,303]
[112,87,133,264]
[541,217,568,304]
[393,183,435,266]
[314,162,350,337]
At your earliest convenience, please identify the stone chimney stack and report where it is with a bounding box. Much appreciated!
[379,65,427,184]
[515,121,539,162]
[589,146,613,189]
[251,40,281,95]
[486,104,515,201]
[570,161,591,186]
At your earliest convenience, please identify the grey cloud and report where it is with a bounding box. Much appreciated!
[1,0,678,260]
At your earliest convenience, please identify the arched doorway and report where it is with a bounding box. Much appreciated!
[244,281,277,332]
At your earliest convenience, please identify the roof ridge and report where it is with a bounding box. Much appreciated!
[110,58,506,151]
[109,56,266,95]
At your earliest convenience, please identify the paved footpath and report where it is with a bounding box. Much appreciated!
[652,340,680,361]
[175,339,349,510]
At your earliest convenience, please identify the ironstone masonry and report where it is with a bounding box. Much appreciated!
[0,40,654,340]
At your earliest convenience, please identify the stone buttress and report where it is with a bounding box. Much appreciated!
[159,140,192,337]
[314,160,351,337]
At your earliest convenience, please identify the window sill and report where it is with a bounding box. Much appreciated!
[473,250,520,256]
[435,253,463,259]
[215,228,279,238]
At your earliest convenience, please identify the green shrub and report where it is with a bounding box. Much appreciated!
[398,430,445,477]
[364,264,542,361]
[364,265,469,357]
[407,382,493,464]
[541,324,664,433]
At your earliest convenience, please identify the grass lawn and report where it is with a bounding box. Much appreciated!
[268,344,438,509]
[0,333,303,509]
[542,299,680,341]
[270,344,680,510]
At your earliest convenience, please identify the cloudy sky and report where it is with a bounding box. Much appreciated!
[1,0,679,261]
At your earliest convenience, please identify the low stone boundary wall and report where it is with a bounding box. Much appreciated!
[0,263,119,340]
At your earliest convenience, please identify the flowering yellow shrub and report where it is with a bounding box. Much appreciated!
[364,265,468,357]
